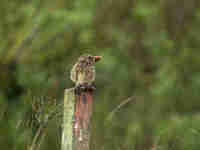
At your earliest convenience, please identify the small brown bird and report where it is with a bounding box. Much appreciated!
[70,54,101,94]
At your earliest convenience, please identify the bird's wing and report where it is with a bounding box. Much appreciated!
[90,66,96,82]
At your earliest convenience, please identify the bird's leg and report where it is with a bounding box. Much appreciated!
[75,84,83,95]
[75,84,87,95]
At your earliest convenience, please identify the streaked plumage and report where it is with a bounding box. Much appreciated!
[70,54,101,86]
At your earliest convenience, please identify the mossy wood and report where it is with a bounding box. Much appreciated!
[62,88,75,150]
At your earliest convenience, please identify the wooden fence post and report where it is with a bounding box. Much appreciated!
[62,88,94,150]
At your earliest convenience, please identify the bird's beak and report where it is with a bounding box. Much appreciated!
[94,56,102,62]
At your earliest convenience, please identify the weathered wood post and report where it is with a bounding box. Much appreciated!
[62,87,94,150]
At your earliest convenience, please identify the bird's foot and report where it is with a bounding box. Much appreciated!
[75,83,96,95]
[82,83,96,92]
[75,84,84,95]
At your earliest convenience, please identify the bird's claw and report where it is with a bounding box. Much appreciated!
[75,83,96,95]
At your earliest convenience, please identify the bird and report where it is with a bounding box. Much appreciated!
[70,54,101,94]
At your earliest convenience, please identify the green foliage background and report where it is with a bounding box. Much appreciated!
[1,0,200,150]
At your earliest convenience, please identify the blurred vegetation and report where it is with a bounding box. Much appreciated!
[0,0,200,150]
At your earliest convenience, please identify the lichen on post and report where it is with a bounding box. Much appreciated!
[62,88,75,150]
